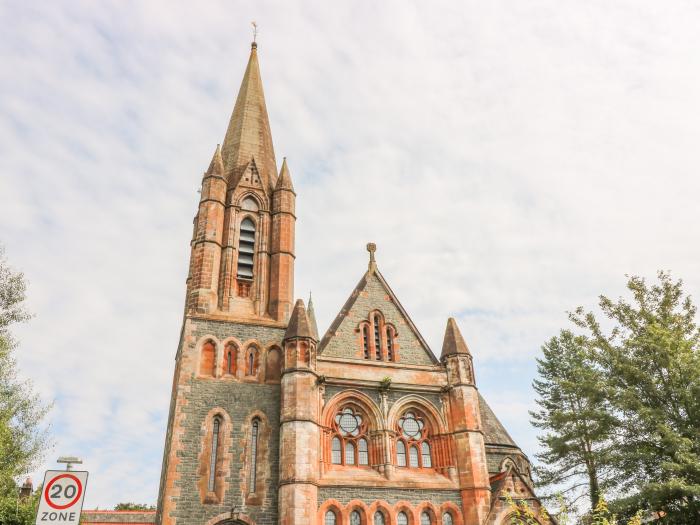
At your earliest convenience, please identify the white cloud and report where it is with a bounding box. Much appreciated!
[1,0,699,507]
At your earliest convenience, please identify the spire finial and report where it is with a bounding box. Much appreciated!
[367,242,377,272]
[251,21,258,48]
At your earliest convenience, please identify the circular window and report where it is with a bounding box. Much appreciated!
[336,407,363,436]
[399,411,424,439]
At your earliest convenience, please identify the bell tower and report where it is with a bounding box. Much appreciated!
[186,41,295,323]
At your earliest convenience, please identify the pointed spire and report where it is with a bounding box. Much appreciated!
[441,317,472,359]
[275,157,295,192]
[205,144,224,176]
[284,299,316,341]
[306,292,319,341]
[221,43,277,190]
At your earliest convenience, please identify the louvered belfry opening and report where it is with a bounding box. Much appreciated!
[237,217,256,285]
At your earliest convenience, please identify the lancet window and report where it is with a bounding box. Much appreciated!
[249,418,259,493]
[359,311,396,362]
[208,417,221,492]
[225,343,237,375]
[237,217,256,297]
[395,410,433,469]
[442,513,454,525]
[329,406,370,466]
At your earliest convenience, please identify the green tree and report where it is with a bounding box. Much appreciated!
[571,272,700,523]
[113,503,156,511]
[530,330,617,511]
[0,246,51,501]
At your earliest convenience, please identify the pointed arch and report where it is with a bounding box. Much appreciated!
[387,394,447,434]
[196,336,219,377]
[197,408,232,504]
[264,345,282,382]
[322,389,384,429]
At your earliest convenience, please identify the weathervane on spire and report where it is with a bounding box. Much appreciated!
[252,21,258,44]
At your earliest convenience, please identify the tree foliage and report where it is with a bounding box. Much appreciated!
[0,246,51,500]
[533,272,700,523]
[113,502,156,511]
[530,330,617,509]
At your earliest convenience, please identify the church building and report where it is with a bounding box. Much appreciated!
[154,40,546,525]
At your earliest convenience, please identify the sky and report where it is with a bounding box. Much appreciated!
[1,0,700,509]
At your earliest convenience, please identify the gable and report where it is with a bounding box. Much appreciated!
[318,271,437,366]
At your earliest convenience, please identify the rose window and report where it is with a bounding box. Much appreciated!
[395,410,433,469]
[330,406,370,466]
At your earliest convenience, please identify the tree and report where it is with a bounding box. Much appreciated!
[530,330,617,510]
[571,272,700,523]
[113,503,156,511]
[0,246,51,498]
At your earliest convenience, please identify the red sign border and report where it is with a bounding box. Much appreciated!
[44,473,83,510]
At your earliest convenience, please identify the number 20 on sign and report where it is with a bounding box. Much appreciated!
[35,470,88,525]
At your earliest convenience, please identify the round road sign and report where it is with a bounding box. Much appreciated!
[43,473,83,510]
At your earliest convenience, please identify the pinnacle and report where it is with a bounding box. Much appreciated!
[275,158,295,192]
[441,317,472,359]
[306,293,319,341]
[284,299,316,341]
[205,144,224,176]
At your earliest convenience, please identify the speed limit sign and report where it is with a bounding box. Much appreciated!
[35,470,88,525]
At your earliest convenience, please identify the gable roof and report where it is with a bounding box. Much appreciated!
[318,267,438,365]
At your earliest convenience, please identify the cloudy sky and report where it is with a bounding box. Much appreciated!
[2,0,699,508]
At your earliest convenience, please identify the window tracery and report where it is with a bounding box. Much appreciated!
[395,410,433,469]
[358,311,397,362]
[329,406,370,466]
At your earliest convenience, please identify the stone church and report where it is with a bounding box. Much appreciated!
[153,41,546,525]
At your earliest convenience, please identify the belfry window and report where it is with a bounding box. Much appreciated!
[373,315,381,360]
[237,218,256,281]
[395,410,433,469]
[208,417,221,492]
[362,325,370,359]
[359,312,396,362]
[249,419,259,493]
[329,406,370,466]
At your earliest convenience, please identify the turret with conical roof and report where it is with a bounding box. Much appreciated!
[269,157,296,321]
[306,293,319,341]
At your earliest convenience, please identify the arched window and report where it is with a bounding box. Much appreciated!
[324,510,337,525]
[374,511,385,525]
[442,512,454,525]
[386,327,394,361]
[397,512,409,525]
[396,440,407,467]
[249,418,259,493]
[409,445,419,467]
[208,417,221,492]
[237,218,256,296]
[395,410,433,468]
[345,441,355,464]
[265,347,282,381]
[420,511,432,525]
[421,442,432,467]
[246,347,257,376]
[331,437,342,464]
[362,325,370,359]
[350,510,361,525]
[200,340,216,376]
[330,406,370,467]
[373,315,382,360]
[225,343,236,375]
[241,197,259,212]
[358,438,369,465]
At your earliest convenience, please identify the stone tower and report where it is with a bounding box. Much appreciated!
[157,40,547,525]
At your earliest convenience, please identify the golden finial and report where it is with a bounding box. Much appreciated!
[367,242,377,273]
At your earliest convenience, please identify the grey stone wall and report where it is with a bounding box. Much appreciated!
[169,319,285,525]
[318,487,462,508]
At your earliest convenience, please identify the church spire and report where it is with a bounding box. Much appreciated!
[221,42,277,191]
